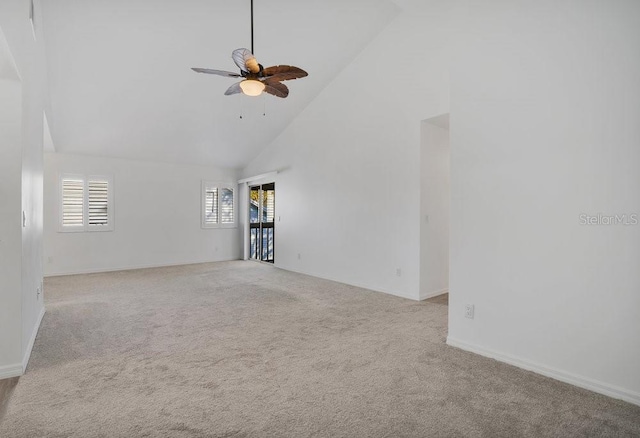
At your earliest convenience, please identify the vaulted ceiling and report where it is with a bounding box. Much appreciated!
[41,0,399,169]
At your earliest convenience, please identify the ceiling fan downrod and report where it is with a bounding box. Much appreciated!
[190,0,308,99]
[250,0,254,55]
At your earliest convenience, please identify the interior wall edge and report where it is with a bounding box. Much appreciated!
[278,266,420,302]
[20,307,45,374]
[446,337,640,407]
[419,288,448,301]
[0,364,23,381]
[0,25,21,82]
[43,257,243,278]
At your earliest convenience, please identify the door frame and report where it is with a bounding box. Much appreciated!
[239,172,278,262]
[249,183,275,263]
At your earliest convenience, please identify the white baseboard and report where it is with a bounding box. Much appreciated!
[44,257,241,277]
[0,364,23,380]
[276,264,419,301]
[420,288,448,301]
[446,336,640,407]
[21,306,46,374]
[0,307,45,380]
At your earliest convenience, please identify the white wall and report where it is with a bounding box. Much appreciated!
[0,27,24,378]
[241,1,452,300]
[4,0,637,408]
[44,153,241,276]
[420,116,450,300]
[242,0,640,405]
[447,0,640,405]
[20,11,46,374]
[0,0,47,378]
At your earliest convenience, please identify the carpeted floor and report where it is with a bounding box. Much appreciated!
[0,378,18,424]
[1,261,639,437]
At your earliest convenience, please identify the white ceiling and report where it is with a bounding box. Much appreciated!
[41,0,399,169]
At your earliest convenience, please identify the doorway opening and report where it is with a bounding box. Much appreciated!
[249,183,275,263]
[420,114,450,303]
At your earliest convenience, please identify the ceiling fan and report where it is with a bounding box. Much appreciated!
[191,0,308,98]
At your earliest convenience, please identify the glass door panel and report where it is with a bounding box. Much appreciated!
[249,183,275,263]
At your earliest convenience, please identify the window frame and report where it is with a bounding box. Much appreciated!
[201,181,237,229]
[58,173,114,233]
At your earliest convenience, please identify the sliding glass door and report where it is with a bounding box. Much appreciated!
[249,183,275,263]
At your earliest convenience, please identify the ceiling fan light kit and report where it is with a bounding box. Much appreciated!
[239,79,266,97]
[191,0,308,99]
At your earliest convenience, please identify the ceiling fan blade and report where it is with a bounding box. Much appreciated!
[224,82,243,96]
[263,81,289,98]
[232,48,260,74]
[191,68,242,78]
[262,65,308,81]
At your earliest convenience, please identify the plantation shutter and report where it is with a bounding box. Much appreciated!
[220,188,234,224]
[62,178,84,227]
[202,182,235,228]
[204,187,219,225]
[88,180,109,226]
[264,189,275,223]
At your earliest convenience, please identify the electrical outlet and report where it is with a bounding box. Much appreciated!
[465,304,474,319]
[396,268,402,277]
[297,253,301,260]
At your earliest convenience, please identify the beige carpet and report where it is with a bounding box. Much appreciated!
[0,261,638,437]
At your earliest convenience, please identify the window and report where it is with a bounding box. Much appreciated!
[202,182,236,228]
[59,174,114,232]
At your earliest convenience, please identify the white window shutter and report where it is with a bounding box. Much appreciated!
[202,182,236,228]
[61,178,84,227]
[220,188,234,224]
[264,189,275,223]
[59,174,113,232]
[204,187,219,225]
[88,180,109,226]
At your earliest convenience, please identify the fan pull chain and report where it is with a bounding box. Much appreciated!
[263,94,266,117]
[239,97,244,119]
